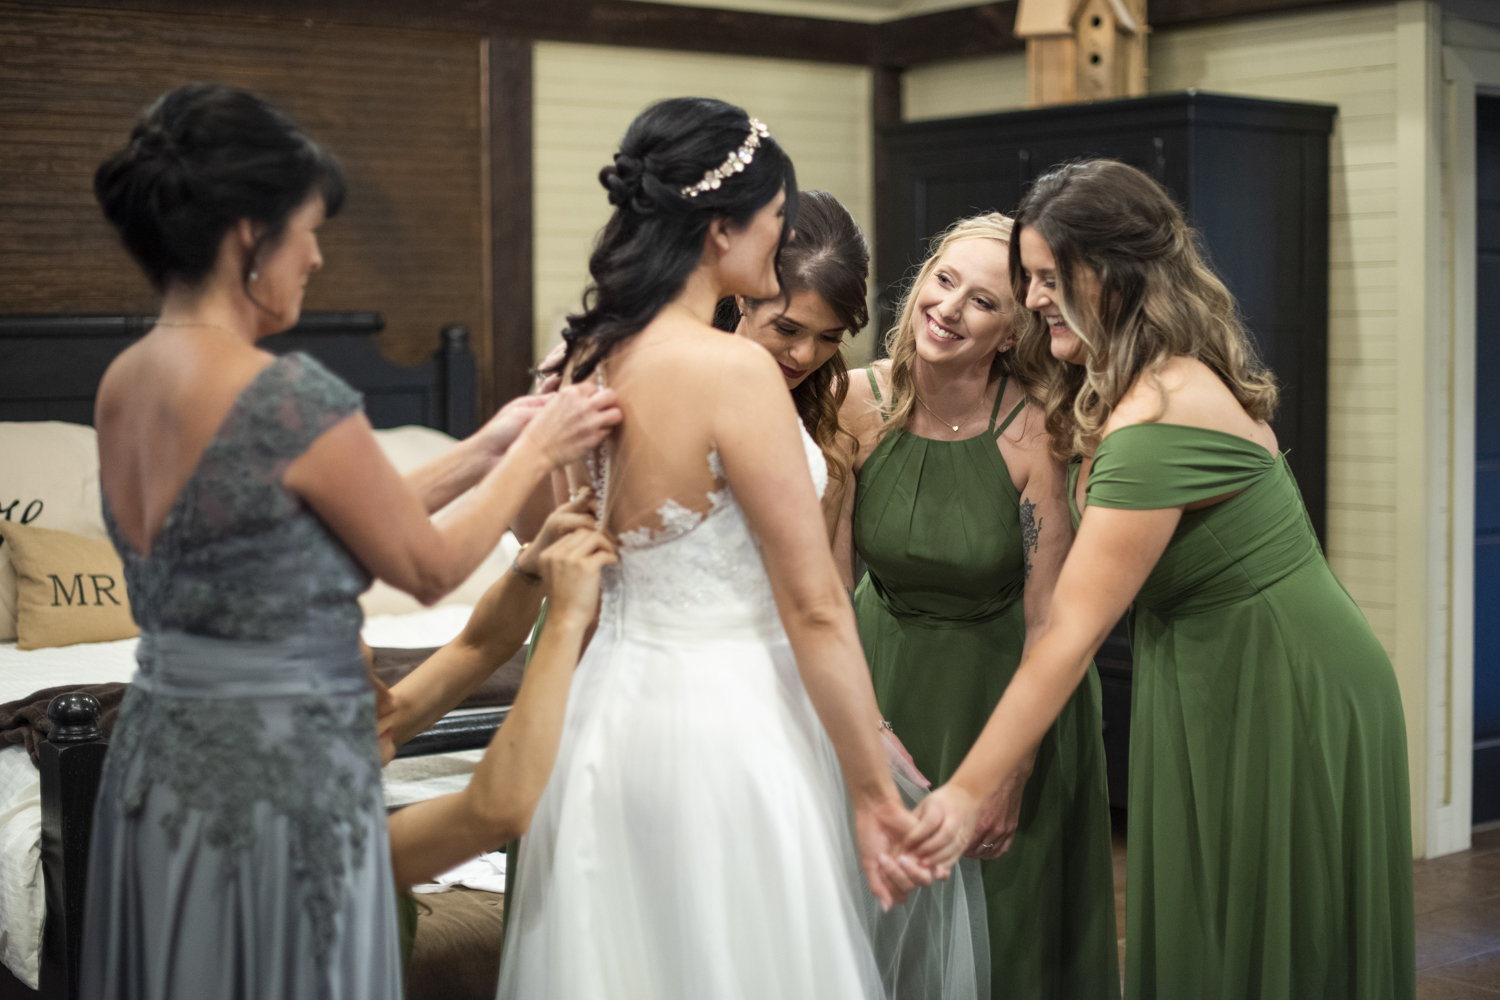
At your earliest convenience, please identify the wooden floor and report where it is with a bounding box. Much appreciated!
[1109,815,1500,996]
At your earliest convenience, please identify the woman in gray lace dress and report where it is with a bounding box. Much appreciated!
[82,84,619,1000]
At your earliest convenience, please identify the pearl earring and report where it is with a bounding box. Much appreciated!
[250,270,259,281]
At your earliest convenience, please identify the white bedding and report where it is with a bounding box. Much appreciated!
[0,605,477,988]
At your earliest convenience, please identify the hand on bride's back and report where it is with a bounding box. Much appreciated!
[519,382,622,467]
[855,797,937,911]
[540,527,617,626]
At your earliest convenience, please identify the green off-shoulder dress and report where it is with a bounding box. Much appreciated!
[852,372,1120,999]
[1075,424,1415,1000]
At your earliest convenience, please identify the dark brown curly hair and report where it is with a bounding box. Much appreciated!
[713,190,869,489]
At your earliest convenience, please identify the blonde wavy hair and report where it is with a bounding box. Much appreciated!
[1008,160,1278,459]
[880,212,1017,430]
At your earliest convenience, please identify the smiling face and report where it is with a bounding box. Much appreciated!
[250,195,326,334]
[1018,225,1096,367]
[715,187,788,301]
[735,288,845,389]
[911,237,1015,368]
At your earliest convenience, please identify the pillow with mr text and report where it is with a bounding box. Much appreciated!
[0,421,109,641]
[0,521,138,650]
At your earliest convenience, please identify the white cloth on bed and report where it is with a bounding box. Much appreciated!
[0,745,41,988]
[0,636,139,705]
[411,850,507,895]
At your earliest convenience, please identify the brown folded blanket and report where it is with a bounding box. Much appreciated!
[0,682,127,767]
[0,646,523,770]
[369,645,525,711]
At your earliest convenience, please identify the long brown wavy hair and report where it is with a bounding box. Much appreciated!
[881,213,1017,431]
[1009,160,1278,459]
[714,190,869,488]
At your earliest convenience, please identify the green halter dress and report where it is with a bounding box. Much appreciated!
[852,370,1120,1000]
[1072,424,1415,1000]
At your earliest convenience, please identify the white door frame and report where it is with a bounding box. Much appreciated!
[1433,44,1500,856]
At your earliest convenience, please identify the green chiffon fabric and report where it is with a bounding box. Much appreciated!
[852,374,1120,1000]
[1078,423,1415,1000]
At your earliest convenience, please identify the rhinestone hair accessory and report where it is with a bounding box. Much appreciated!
[681,118,772,198]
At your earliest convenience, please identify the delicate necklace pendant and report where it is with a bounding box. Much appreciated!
[950,423,959,432]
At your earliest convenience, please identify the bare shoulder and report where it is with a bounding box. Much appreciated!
[1106,354,1274,447]
[98,332,268,418]
[840,361,889,440]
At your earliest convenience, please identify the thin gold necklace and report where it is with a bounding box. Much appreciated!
[152,319,238,339]
[915,390,987,434]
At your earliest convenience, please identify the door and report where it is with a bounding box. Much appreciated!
[1475,94,1500,823]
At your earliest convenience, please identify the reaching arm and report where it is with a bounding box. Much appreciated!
[906,502,1180,875]
[380,495,598,744]
[284,383,619,605]
[825,459,858,590]
[402,395,552,515]
[387,527,616,889]
[713,344,928,908]
[965,430,1074,860]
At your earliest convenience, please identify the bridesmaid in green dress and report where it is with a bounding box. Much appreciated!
[837,213,1120,999]
[906,160,1415,999]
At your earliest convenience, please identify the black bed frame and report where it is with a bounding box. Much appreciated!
[0,312,505,999]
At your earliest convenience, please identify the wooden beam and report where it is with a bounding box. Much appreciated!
[487,35,535,411]
[873,2,1021,68]
[12,0,1376,70]
[12,0,876,64]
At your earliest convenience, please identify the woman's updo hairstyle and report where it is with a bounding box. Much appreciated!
[1008,159,1277,459]
[712,191,868,487]
[554,96,798,382]
[94,83,346,293]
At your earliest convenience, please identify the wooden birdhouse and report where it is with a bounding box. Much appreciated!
[1014,0,1148,107]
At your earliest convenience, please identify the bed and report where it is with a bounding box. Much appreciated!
[0,312,510,999]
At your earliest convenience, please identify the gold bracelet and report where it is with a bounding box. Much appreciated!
[511,544,542,586]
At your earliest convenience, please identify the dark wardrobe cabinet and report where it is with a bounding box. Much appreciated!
[877,91,1335,807]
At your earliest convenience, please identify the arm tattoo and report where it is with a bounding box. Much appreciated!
[1019,498,1041,581]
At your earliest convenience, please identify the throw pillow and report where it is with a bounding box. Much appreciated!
[0,421,108,642]
[0,521,138,650]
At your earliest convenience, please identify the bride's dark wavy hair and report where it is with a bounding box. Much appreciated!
[548,97,799,383]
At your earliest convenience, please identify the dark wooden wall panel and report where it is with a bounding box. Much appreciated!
[0,3,494,410]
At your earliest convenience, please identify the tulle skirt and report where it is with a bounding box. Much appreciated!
[496,606,986,1000]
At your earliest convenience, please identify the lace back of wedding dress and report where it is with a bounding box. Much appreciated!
[586,365,827,636]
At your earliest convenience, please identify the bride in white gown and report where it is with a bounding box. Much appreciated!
[498,98,985,1000]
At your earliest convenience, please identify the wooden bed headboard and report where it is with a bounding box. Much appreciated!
[0,311,478,438]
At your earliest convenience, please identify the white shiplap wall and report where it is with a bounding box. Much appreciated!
[903,51,1028,121]
[533,43,873,365]
[1148,5,1404,655]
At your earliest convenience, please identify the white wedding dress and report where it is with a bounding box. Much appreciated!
[496,425,987,1000]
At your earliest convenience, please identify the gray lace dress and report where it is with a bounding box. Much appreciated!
[81,353,401,1000]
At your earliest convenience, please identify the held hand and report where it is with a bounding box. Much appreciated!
[964,765,1030,861]
[903,783,982,880]
[515,491,599,579]
[879,725,930,791]
[517,382,623,469]
[532,342,568,395]
[472,394,550,460]
[855,796,935,911]
[539,527,618,625]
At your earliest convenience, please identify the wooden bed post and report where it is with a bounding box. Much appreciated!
[37,693,107,1000]
[439,324,478,439]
